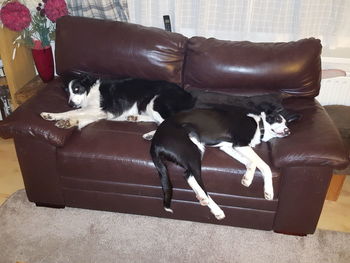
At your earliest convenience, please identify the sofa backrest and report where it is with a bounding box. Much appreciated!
[55,16,322,98]
[183,37,322,97]
[55,16,187,84]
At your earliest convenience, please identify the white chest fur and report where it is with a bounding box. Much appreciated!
[84,81,102,108]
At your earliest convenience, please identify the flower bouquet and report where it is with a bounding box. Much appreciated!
[0,0,68,82]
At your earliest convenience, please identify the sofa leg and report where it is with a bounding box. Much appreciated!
[326,174,346,201]
[35,202,65,209]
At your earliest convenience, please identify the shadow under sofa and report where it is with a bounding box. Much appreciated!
[0,16,348,236]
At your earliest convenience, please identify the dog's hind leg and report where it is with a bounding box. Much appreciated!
[207,196,225,220]
[185,163,225,220]
[186,173,225,220]
[150,149,174,213]
[219,143,257,187]
[234,146,274,200]
[182,137,208,205]
[182,139,225,220]
[186,171,209,206]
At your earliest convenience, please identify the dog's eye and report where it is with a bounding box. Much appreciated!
[266,114,283,124]
[266,116,274,124]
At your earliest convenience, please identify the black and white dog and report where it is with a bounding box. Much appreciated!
[150,104,293,220]
[40,74,196,129]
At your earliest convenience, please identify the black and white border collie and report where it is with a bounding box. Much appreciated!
[150,104,292,220]
[40,74,196,129]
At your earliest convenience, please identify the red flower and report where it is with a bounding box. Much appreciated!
[0,1,31,32]
[44,0,68,22]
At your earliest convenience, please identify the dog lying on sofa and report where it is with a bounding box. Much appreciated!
[40,73,196,129]
[150,103,292,219]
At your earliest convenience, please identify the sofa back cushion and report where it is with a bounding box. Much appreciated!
[183,37,322,97]
[55,16,187,84]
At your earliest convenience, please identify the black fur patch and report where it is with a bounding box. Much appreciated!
[98,78,196,119]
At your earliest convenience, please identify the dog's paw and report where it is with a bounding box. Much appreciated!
[142,130,156,141]
[127,115,138,122]
[164,207,174,213]
[55,119,78,129]
[264,190,274,200]
[212,208,226,220]
[206,196,225,220]
[264,181,274,200]
[241,176,252,187]
[40,112,55,121]
[241,172,254,187]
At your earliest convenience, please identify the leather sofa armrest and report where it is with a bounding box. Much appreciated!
[271,97,349,169]
[0,78,75,147]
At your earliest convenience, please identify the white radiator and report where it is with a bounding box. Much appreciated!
[317,57,350,106]
[316,75,350,106]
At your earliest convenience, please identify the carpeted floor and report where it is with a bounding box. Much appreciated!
[1,190,349,263]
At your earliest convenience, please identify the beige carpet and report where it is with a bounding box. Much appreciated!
[1,189,349,263]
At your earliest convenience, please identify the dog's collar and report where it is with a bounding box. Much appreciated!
[259,118,265,140]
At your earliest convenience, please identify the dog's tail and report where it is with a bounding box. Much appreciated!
[150,144,174,213]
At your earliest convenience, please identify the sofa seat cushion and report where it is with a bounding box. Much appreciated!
[57,120,281,211]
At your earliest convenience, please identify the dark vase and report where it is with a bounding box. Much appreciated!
[31,46,54,83]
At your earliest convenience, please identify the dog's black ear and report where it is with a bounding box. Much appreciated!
[256,102,276,114]
[61,71,83,88]
[79,73,98,87]
[280,109,302,123]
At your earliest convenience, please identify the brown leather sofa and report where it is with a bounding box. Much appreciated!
[0,16,348,235]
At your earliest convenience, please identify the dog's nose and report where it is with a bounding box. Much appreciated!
[284,128,290,136]
[68,100,77,108]
[68,101,74,107]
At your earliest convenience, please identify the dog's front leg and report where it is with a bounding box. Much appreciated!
[41,108,94,123]
[73,111,108,129]
[41,110,82,129]
[219,144,257,187]
[55,119,79,129]
[111,114,155,123]
[41,108,107,129]
[41,110,80,121]
[127,115,156,122]
[234,146,274,200]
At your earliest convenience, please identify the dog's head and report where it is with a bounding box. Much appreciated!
[261,111,290,138]
[257,102,291,140]
[63,73,98,108]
